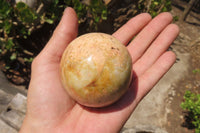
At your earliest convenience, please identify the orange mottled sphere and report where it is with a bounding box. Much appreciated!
[60,33,132,107]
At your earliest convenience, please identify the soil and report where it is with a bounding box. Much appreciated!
[165,0,200,133]
[0,0,200,132]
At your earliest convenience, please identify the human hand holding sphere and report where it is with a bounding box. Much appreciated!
[20,7,179,133]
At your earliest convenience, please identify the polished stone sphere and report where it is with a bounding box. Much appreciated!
[60,33,132,107]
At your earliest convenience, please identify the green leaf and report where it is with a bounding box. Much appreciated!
[101,10,107,20]
[0,0,12,19]
[162,7,167,12]
[76,3,83,11]
[173,16,179,21]
[16,2,26,8]
[10,53,17,60]
[193,69,200,74]
[45,18,54,24]
[55,0,59,5]
[5,39,14,50]
[27,30,31,36]
[23,35,27,39]
[181,90,200,131]
[94,16,100,23]
[24,57,33,63]
[20,27,27,35]
[91,0,99,5]
[3,20,12,34]
[16,2,38,24]
[5,65,10,70]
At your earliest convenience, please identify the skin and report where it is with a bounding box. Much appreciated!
[20,7,179,133]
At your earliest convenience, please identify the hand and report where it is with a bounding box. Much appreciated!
[20,7,179,133]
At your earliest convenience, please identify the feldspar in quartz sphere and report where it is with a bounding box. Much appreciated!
[60,33,132,107]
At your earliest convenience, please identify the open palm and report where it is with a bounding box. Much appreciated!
[20,8,179,133]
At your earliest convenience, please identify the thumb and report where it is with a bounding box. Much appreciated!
[38,7,78,63]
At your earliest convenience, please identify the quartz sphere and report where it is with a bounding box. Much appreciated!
[60,33,132,107]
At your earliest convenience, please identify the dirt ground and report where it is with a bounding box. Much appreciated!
[165,0,200,133]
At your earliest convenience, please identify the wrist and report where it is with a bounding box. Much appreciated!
[19,115,52,133]
[19,116,33,133]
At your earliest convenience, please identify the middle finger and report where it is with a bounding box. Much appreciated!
[127,12,173,63]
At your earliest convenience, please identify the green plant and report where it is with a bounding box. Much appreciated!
[0,0,108,86]
[0,0,39,61]
[193,69,200,74]
[0,0,108,62]
[65,0,107,31]
[181,91,200,133]
[138,0,172,17]
[87,0,107,30]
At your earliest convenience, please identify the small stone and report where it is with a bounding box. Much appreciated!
[179,115,184,119]
[7,93,27,113]
[0,93,27,130]
[117,8,128,14]
[185,84,192,89]
[127,9,134,16]
[1,108,25,130]
[115,15,127,23]
[81,0,90,5]
[104,0,112,5]
[0,119,17,133]
[0,90,14,113]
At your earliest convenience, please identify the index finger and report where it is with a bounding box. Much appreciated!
[112,13,152,45]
